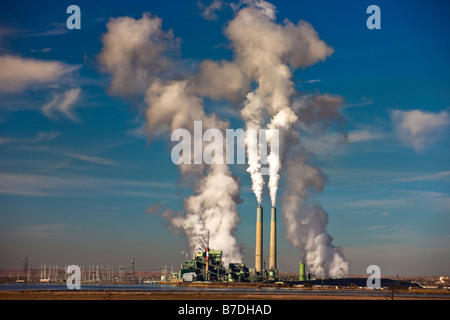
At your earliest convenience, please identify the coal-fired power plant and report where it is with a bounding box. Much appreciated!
[167,205,280,284]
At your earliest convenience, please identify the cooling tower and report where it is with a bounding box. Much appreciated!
[255,205,263,273]
[269,207,277,271]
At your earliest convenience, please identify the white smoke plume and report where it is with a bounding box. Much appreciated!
[175,164,243,266]
[99,1,350,276]
[143,78,244,265]
[224,1,332,207]
[241,92,264,205]
[99,14,244,266]
[224,1,348,277]
[98,13,177,96]
[281,144,349,278]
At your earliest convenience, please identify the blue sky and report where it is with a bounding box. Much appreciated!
[0,0,449,276]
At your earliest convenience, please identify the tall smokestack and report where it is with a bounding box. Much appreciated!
[255,205,263,273]
[269,207,277,271]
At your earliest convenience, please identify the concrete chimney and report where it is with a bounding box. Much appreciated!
[255,205,263,273]
[269,207,277,271]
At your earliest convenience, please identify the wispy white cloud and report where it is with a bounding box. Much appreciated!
[41,94,58,116]
[0,131,61,150]
[31,22,68,37]
[397,170,450,182]
[0,55,80,92]
[57,88,81,122]
[65,153,119,166]
[347,130,384,143]
[342,97,374,108]
[28,131,61,144]
[303,79,322,84]
[0,173,67,196]
[110,190,179,199]
[0,172,179,197]
[126,122,147,140]
[391,109,450,152]
[125,109,147,140]
[42,88,82,123]
[30,48,52,53]
[400,190,445,198]
[301,129,384,156]
[364,225,386,230]
[198,0,224,20]
[343,199,410,208]
[300,132,345,156]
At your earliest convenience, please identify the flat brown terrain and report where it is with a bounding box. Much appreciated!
[0,290,448,300]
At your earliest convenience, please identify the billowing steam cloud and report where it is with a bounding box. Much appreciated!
[282,93,349,278]
[99,13,243,266]
[144,79,244,265]
[281,146,349,278]
[224,2,332,207]
[99,1,350,276]
[98,14,177,96]
[223,1,348,277]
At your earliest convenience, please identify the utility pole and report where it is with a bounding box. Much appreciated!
[263,257,267,282]
[206,230,210,281]
[23,257,30,282]
[131,258,135,283]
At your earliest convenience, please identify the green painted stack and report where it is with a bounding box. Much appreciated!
[299,262,306,281]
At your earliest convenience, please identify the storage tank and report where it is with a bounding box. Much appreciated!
[299,262,306,281]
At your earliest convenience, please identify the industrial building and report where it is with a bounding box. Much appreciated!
[180,248,228,281]
[161,205,426,289]
[167,205,281,283]
[173,247,251,282]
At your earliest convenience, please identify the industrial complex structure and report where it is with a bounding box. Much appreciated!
[10,205,442,291]
[166,205,284,283]
[172,248,250,282]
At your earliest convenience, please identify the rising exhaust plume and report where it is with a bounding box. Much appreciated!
[241,93,264,205]
[225,1,332,207]
[224,0,349,277]
[281,145,349,278]
[99,1,350,276]
[99,13,244,267]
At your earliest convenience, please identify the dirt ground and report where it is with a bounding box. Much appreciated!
[0,290,448,300]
